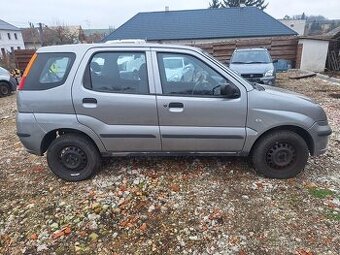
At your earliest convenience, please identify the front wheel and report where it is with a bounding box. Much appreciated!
[47,134,101,181]
[0,82,10,97]
[252,131,309,179]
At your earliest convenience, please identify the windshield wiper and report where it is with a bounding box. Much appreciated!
[245,61,268,64]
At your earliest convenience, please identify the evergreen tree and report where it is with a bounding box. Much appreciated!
[209,0,221,8]
[221,0,268,10]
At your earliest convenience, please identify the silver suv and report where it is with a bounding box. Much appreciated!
[16,42,331,181]
[229,48,276,85]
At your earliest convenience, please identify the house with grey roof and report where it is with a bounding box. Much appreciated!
[104,7,297,44]
[0,19,25,56]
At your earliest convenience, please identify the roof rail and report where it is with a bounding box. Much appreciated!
[105,39,147,44]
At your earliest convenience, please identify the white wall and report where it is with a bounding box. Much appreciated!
[299,39,329,72]
[0,30,25,55]
[279,20,306,36]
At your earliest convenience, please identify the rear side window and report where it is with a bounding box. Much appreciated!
[83,51,149,94]
[24,52,75,90]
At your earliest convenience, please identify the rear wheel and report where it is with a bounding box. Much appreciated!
[0,82,10,97]
[47,134,101,181]
[252,131,309,179]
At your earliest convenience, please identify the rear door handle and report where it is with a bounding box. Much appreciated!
[82,98,97,108]
[168,102,184,113]
[83,98,97,104]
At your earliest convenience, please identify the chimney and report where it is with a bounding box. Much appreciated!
[240,0,246,7]
[165,6,169,12]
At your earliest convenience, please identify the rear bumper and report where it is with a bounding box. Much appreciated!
[16,112,46,155]
[308,121,332,156]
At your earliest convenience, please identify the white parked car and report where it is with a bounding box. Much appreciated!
[0,66,17,96]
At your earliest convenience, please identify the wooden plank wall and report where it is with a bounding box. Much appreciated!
[14,49,36,71]
[192,36,299,67]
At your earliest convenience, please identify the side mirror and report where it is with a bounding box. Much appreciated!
[273,59,278,63]
[220,83,240,99]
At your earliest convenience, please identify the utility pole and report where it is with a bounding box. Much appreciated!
[38,22,45,46]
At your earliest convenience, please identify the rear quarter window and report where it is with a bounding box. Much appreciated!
[24,52,76,90]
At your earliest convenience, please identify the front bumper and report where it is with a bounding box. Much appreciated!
[308,121,332,156]
[9,76,18,91]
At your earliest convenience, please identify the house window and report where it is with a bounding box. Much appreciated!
[14,33,18,40]
[0,33,2,40]
[11,47,14,52]
[7,33,11,40]
[17,46,21,50]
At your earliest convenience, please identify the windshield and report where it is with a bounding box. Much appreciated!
[231,50,271,64]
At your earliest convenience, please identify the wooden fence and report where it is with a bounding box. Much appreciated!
[192,36,299,67]
[14,49,36,71]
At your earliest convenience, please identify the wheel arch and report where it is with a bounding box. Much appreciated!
[249,125,314,156]
[41,128,103,155]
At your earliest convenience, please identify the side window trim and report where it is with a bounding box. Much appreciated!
[83,50,152,95]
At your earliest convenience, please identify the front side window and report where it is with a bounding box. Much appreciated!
[86,52,149,94]
[157,53,229,96]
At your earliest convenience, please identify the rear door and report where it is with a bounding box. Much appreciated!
[72,48,161,152]
[153,49,247,153]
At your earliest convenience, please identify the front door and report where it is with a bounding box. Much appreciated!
[155,51,247,152]
[72,49,161,152]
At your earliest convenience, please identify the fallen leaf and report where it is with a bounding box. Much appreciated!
[51,230,64,240]
[140,223,147,232]
[170,184,180,192]
[30,233,38,240]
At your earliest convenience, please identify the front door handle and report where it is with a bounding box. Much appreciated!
[168,102,183,108]
[168,102,184,113]
[82,98,97,108]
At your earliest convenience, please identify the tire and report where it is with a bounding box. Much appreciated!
[47,134,101,181]
[252,131,309,179]
[0,82,11,97]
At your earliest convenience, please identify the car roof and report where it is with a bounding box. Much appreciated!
[234,48,268,52]
[37,43,201,54]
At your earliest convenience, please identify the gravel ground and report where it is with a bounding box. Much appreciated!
[0,72,339,255]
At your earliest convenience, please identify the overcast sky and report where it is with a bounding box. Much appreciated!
[3,0,340,29]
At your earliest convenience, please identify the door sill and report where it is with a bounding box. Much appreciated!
[102,151,241,157]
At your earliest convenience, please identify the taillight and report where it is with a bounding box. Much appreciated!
[18,53,37,90]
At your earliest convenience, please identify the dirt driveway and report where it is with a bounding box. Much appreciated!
[0,73,339,255]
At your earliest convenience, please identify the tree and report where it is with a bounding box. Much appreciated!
[209,0,221,8]
[222,0,268,10]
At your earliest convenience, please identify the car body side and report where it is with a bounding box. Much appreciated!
[16,44,330,158]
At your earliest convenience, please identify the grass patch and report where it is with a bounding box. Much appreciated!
[308,187,335,199]
[326,210,340,221]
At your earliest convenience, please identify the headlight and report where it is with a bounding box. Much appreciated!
[264,70,274,77]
